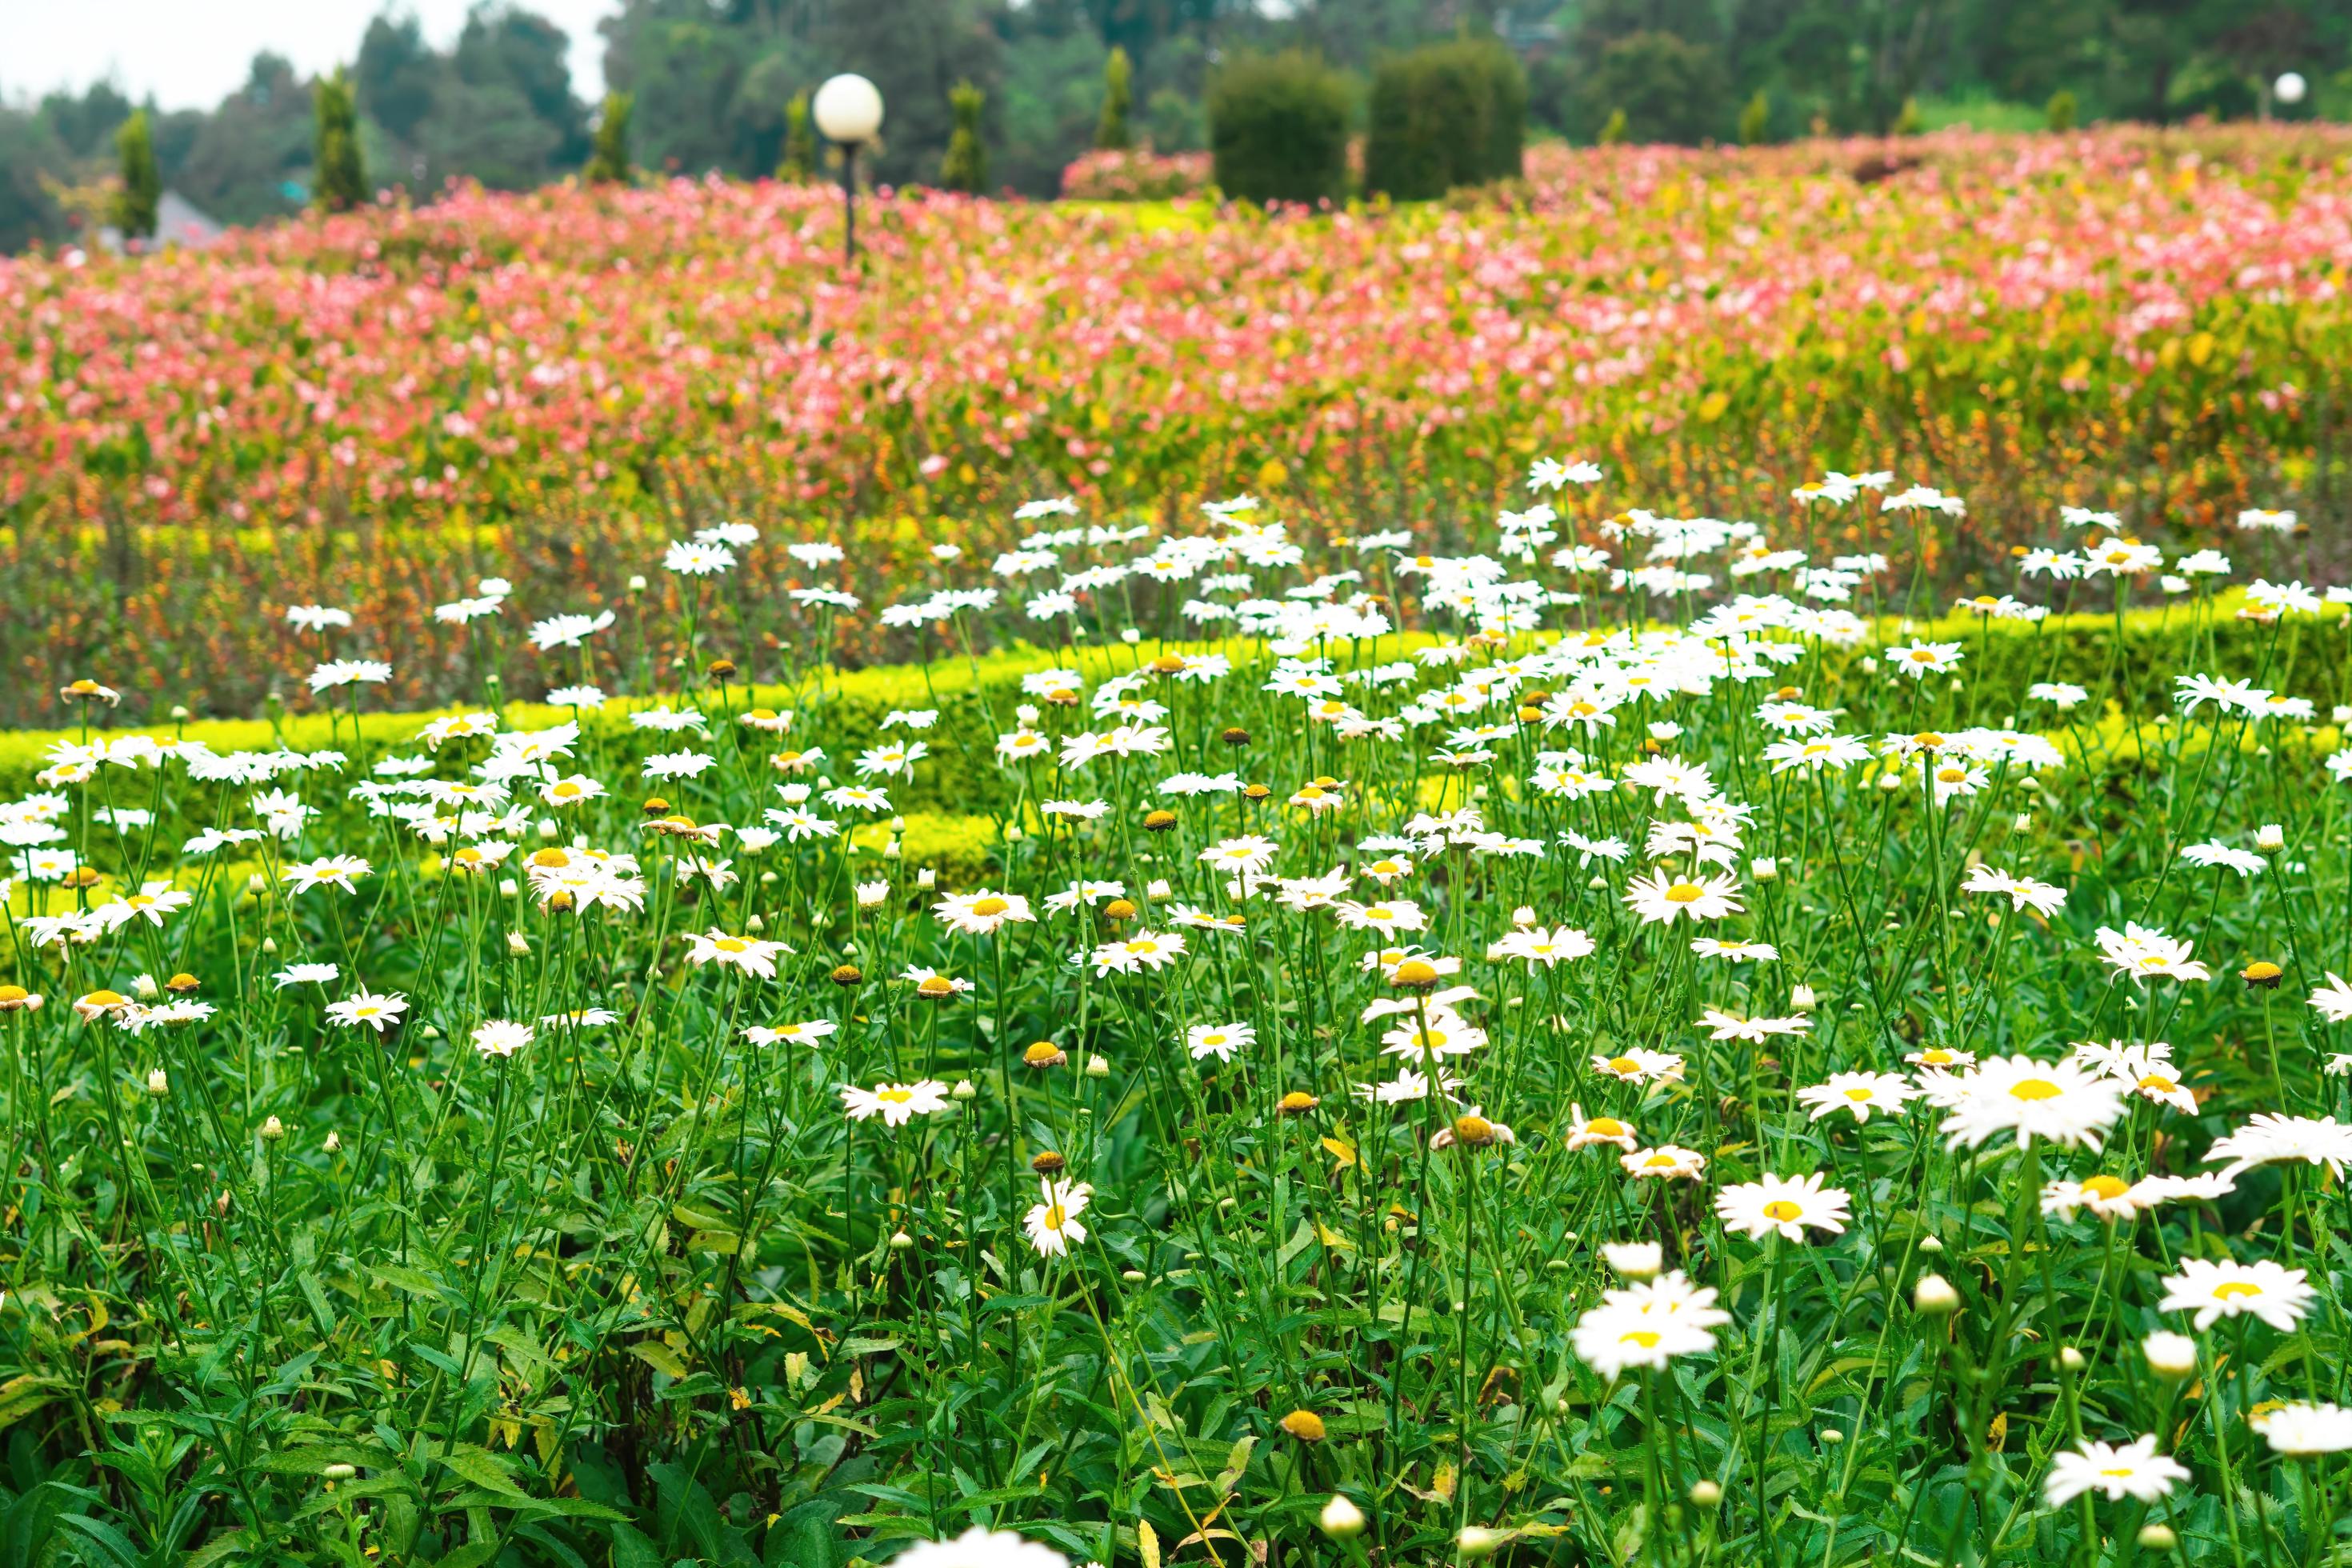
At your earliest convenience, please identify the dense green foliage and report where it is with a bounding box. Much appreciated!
[1363,38,1526,202]
[1207,51,1350,207]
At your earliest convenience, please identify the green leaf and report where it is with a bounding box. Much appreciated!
[442,1446,529,1500]
[628,1340,690,1378]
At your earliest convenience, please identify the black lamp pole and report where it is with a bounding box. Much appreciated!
[841,142,858,265]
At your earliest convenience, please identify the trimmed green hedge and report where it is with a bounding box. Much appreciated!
[1365,37,1527,201]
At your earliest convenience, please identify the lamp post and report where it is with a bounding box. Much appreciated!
[812,73,883,265]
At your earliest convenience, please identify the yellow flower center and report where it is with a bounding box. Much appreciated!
[1664,883,1703,903]
[1762,1200,1802,1222]
[714,938,748,954]
[1842,1086,1874,1102]
[879,1087,913,1104]
[2007,1078,2063,1102]
[1589,1118,1626,1137]
[1618,1329,1662,1348]
[1607,1057,1641,1075]
[2082,1175,2131,1200]
[970,896,1010,918]
[2214,1281,2264,1300]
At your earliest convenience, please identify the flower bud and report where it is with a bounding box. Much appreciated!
[146,1069,170,1096]
[1751,856,1778,882]
[1919,1234,1944,1253]
[1085,1055,1110,1078]
[1790,983,1817,1009]
[1688,1478,1722,1509]
[917,868,937,889]
[259,1115,286,1142]
[2143,1330,2198,1381]
[1914,1274,1959,1315]
[1318,1494,1366,1538]
[323,1463,357,1481]
[2137,1525,2177,1550]
[2257,823,2284,852]
[888,1230,914,1252]
[133,973,159,999]
[1146,878,1171,899]
[506,931,530,955]
[2059,1345,2086,1371]
[950,1079,978,1101]
[324,1130,342,1152]
[1603,1241,1662,1280]
[1458,1527,1508,1558]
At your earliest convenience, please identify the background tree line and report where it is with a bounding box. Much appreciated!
[3,0,2348,251]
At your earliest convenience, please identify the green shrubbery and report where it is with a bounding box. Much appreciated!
[1364,37,1526,201]
[1207,50,1350,206]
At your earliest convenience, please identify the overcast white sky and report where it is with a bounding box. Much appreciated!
[0,1,622,110]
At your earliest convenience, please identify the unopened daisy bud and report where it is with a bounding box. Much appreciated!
[1821,1428,1843,1445]
[506,931,530,955]
[252,878,271,898]
[2143,1330,2198,1381]
[1877,771,1902,791]
[855,880,889,908]
[2336,706,2352,726]
[2242,960,2283,989]
[1688,1478,1722,1509]
[537,818,558,841]
[1458,1526,1508,1558]
[917,868,936,889]
[1918,1234,1944,1253]
[1586,873,1607,890]
[170,704,191,720]
[1790,983,1817,1008]
[1121,1268,1146,1282]
[1750,857,1778,882]
[1604,1242,1663,1279]
[498,878,518,898]
[1511,905,1538,929]
[2059,1346,2086,1371]
[1120,627,1141,644]
[323,1462,357,1481]
[1318,1494,1366,1538]
[1003,826,1022,842]
[2256,823,2284,851]
[323,1130,342,1152]
[888,1230,914,1251]
[950,1079,978,1101]
[146,1069,170,1096]
[132,973,159,999]
[259,1115,285,1142]
[779,782,812,805]
[1914,1273,1959,1315]
[1084,1055,1110,1079]
[882,840,902,858]
[1146,878,1171,899]
[2137,1524,2178,1550]
[1279,1409,1326,1442]
[627,574,647,592]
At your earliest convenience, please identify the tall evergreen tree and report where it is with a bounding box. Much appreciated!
[940,80,988,191]
[1096,46,1134,150]
[586,92,634,182]
[114,108,161,240]
[312,67,367,211]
